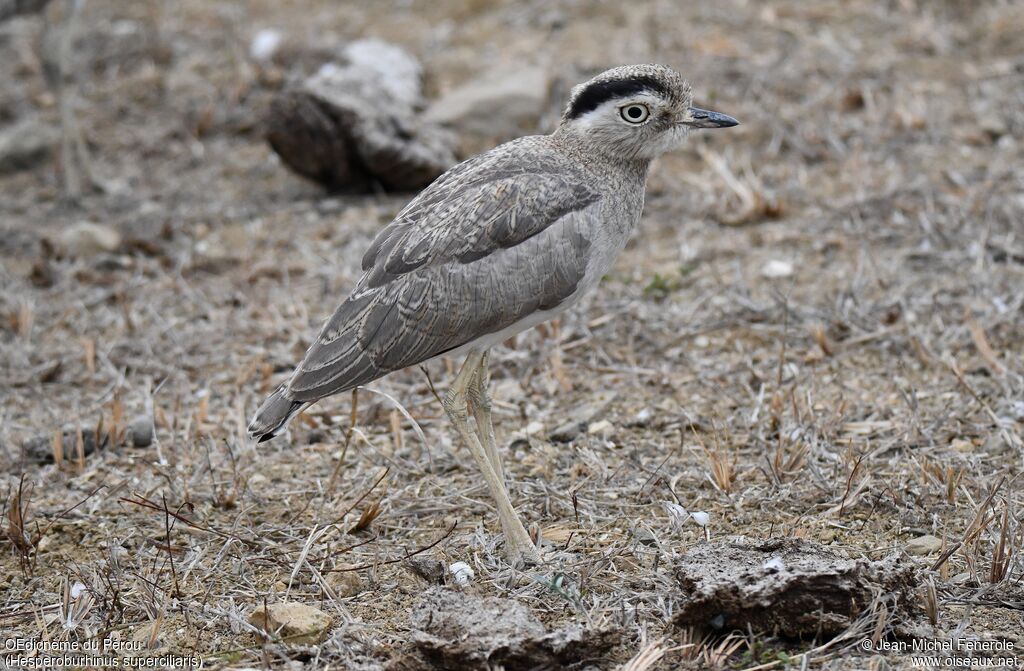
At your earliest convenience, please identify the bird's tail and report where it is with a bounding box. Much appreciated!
[248,384,306,443]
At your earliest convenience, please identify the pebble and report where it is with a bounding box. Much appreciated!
[587,420,613,435]
[327,567,362,597]
[22,428,107,464]
[905,534,943,556]
[448,561,475,586]
[425,65,551,139]
[406,557,446,584]
[249,29,283,62]
[0,118,57,174]
[126,415,154,448]
[761,259,794,279]
[249,602,332,645]
[58,222,122,258]
[548,421,583,443]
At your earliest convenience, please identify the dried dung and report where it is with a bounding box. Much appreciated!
[673,536,918,637]
[402,587,620,670]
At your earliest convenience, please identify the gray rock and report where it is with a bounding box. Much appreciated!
[425,66,551,140]
[22,427,109,464]
[547,392,617,443]
[905,534,943,556]
[0,118,58,175]
[673,536,918,637]
[58,222,122,257]
[126,415,154,448]
[249,602,332,645]
[548,420,584,443]
[264,39,456,192]
[409,587,620,668]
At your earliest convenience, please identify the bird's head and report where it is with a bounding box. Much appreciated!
[557,64,738,160]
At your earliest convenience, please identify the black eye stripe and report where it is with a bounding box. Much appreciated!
[566,76,670,119]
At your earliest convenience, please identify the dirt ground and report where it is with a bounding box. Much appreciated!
[1,0,1022,669]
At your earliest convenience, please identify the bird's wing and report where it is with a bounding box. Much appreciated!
[285,145,602,401]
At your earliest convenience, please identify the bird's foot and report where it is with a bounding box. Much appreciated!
[505,539,543,567]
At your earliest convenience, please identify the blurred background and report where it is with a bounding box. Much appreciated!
[0,0,1022,667]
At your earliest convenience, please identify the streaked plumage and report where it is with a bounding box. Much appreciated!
[249,64,738,563]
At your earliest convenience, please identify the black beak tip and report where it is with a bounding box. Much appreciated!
[688,106,740,129]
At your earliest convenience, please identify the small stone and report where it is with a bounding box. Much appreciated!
[58,222,122,257]
[406,557,446,584]
[0,118,57,174]
[761,259,794,279]
[126,415,154,448]
[425,66,551,140]
[249,602,332,645]
[448,561,474,586]
[22,427,107,464]
[327,567,362,597]
[632,526,658,546]
[524,421,544,436]
[626,408,653,427]
[249,29,283,62]
[950,438,974,453]
[587,420,613,435]
[548,421,583,443]
[905,535,943,556]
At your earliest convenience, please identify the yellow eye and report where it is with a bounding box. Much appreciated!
[620,104,650,124]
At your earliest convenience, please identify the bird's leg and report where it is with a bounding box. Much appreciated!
[467,349,506,484]
[444,350,540,565]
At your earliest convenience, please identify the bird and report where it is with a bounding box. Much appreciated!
[249,64,738,564]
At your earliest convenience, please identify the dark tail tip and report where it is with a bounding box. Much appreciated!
[248,385,304,443]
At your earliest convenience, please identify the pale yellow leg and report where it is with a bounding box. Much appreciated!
[444,350,540,565]
[468,350,506,484]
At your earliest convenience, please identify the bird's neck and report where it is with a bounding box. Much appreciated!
[550,128,652,182]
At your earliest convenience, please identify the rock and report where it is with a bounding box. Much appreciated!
[761,259,794,279]
[406,557,446,585]
[0,118,57,175]
[249,602,332,645]
[673,536,918,637]
[58,223,122,257]
[587,419,613,435]
[425,66,551,140]
[249,29,284,63]
[408,588,620,669]
[548,392,617,443]
[905,534,943,556]
[326,567,362,597]
[264,39,456,192]
[447,561,474,586]
[548,420,583,443]
[126,415,154,448]
[22,427,109,464]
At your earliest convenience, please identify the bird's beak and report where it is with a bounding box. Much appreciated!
[681,106,739,129]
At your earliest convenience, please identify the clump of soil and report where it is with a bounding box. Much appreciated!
[395,587,621,670]
[674,536,919,637]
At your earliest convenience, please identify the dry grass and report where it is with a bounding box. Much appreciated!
[1,0,1023,669]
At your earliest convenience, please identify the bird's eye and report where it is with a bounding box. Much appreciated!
[620,104,650,124]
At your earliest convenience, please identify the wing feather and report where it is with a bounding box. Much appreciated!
[287,140,600,401]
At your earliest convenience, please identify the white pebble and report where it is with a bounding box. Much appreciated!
[448,561,474,585]
[763,557,785,571]
[761,259,794,278]
[250,29,283,62]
